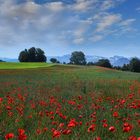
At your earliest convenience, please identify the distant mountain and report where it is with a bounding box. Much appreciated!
[47,55,71,64]
[0,55,130,66]
[0,57,18,62]
[109,56,130,67]
[47,55,130,66]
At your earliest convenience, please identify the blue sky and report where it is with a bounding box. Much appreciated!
[0,0,140,58]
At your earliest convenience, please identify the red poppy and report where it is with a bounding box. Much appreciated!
[103,123,108,128]
[123,122,132,132]
[52,130,61,138]
[0,97,3,103]
[62,129,72,135]
[88,124,96,132]
[113,111,119,117]
[128,136,137,140]
[68,119,78,127]
[59,123,64,128]
[94,136,101,140]
[109,126,115,132]
[5,133,14,140]
[18,128,27,140]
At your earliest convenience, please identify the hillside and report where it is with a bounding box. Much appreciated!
[0,64,140,140]
[0,63,140,80]
[0,62,54,69]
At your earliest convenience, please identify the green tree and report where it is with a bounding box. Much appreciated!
[122,64,130,71]
[36,48,47,62]
[0,60,4,62]
[18,49,29,62]
[18,47,47,62]
[129,57,140,72]
[28,47,36,62]
[50,58,57,63]
[70,51,86,65]
[96,59,112,68]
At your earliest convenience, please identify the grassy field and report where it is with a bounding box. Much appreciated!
[0,62,54,69]
[0,63,140,140]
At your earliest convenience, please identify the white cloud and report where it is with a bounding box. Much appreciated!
[101,0,115,10]
[119,19,136,26]
[72,0,95,12]
[136,7,140,12]
[90,35,103,42]
[73,38,84,44]
[45,2,65,12]
[0,0,137,48]
[96,14,121,32]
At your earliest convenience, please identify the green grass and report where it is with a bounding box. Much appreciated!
[0,62,54,69]
[0,64,140,140]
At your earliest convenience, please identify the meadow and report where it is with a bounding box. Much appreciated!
[0,63,140,140]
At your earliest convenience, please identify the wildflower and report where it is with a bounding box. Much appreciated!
[36,129,42,135]
[52,130,61,138]
[109,126,115,132]
[43,127,48,132]
[0,97,3,103]
[62,129,72,135]
[102,119,107,123]
[5,133,14,140]
[58,123,64,128]
[88,124,96,132]
[113,111,119,118]
[68,119,78,127]
[123,122,132,132]
[78,95,82,100]
[18,128,27,140]
[128,136,137,140]
[68,100,76,105]
[103,123,108,128]
[18,129,25,135]
[6,106,12,110]
[94,136,101,140]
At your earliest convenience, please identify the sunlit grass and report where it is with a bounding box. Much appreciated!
[0,62,54,69]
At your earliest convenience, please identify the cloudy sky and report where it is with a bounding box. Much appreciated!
[0,0,140,58]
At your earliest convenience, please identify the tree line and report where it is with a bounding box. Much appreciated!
[114,58,140,72]
[18,47,46,62]
[17,47,140,73]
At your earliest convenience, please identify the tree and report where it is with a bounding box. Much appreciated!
[87,62,95,66]
[129,57,140,72]
[113,66,122,70]
[28,47,36,62]
[0,60,5,62]
[96,59,112,68]
[50,58,57,63]
[18,49,29,62]
[18,47,47,62]
[122,64,130,71]
[36,48,46,62]
[70,51,86,65]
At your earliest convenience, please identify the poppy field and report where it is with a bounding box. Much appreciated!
[0,65,140,140]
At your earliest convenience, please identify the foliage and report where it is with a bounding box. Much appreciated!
[122,64,130,71]
[18,47,46,62]
[114,57,140,73]
[50,58,58,63]
[95,59,112,68]
[0,60,5,62]
[129,57,140,72]
[87,62,95,66]
[70,51,86,65]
